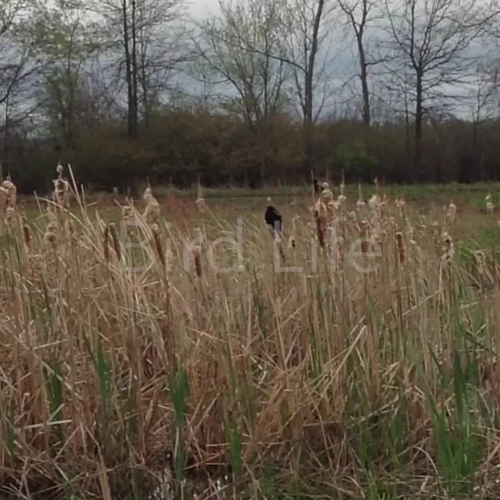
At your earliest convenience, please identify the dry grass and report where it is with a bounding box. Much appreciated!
[0,172,500,499]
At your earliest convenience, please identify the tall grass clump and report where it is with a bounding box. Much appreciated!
[0,172,500,499]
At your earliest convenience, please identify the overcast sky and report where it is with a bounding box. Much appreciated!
[188,0,220,19]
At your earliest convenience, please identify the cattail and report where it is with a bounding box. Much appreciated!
[196,196,208,213]
[192,244,202,278]
[196,181,208,213]
[441,231,455,266]
[337,179,346,207]
[1,178,17,209]
[446,201,457,223]
[53,163,70,208]
[327,200,339,222]
[122,205,135,236]
[23,224,31,248]
[396,231,406,264]
[288,214,300,250]
[166,249,173,274]
[152,223,166,270]
[144,197,160,225]
[65,218,75,241]
[395,197,406,217]
[44,222,58,249]
[320,183,333,202]
[314,210,325,249]
[143,186,160,225]
[360,220,369,255]
[486,193,494,215]
[103,225,110,263]
[368,194,380,213]
[474,250,487,276]
[372,227,387,251]
[356,183,366,212]
[109,223,121,261]
[4,206,15,228]
[368,194,381,224]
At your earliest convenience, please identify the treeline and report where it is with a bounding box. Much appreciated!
[0,0,500,193]
[7,110,500,193]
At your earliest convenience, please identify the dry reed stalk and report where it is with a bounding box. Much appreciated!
[2,186,500,498]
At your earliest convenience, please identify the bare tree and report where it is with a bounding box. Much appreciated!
[337,0,381,128]
[196,0,290,128]
[195,0,292,184]
[282,0,331,167]
[34,0,100,150]
[95,0,188,140]
[384,0,495,176]
[468,60,499,175]
[0,0,47,170]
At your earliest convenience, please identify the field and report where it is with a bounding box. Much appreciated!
[1,176,500,500]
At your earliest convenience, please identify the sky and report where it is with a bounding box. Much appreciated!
[188,0,221,19]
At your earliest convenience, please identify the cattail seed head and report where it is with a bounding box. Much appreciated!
[23,224,31,248]
[474,250,487,276]
[44,222,58,249]
[486,193,495,215]
[122,205,135,236]
[192,244,202,278]
[446,201,457,223]
[4,206,15,228]
[396,231,406,264]
[143,186,160,225]
[152,223,166,270]
[360,220,369,255]
[1,179,17,210]
[441,231,455,266]
[103,225,110,263]
[314,210,325,249]
[109,223,121,261]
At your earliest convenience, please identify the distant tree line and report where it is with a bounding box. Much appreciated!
[1,0,500,193]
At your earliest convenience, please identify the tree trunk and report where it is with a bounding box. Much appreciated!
[358,38,370,128]
[415,69,423,179]
[303,0,325,176]
[131,0,139,139]
[122,0,138,142]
